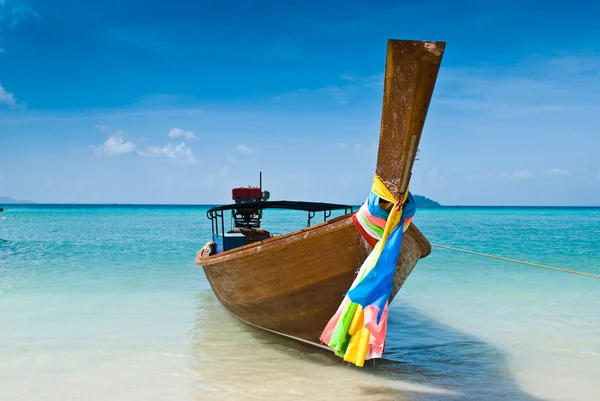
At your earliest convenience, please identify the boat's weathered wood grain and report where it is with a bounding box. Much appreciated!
[199,218,362,304]
[197,217,430,342]
[195,39,444,346]
[376,40,445,201]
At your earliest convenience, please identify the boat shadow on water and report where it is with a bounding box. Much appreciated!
[188,291,542,401]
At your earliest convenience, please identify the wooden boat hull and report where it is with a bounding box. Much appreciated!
[196,215,431,344]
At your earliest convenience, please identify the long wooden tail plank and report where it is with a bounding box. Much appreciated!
[375,40,446,201]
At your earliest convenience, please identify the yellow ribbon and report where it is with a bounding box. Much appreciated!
[331,175,411,367]
[371,175,409,251]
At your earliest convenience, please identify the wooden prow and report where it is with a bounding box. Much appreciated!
[375,40,445,201]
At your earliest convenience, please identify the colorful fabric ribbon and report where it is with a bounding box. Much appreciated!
[319,175,416,366]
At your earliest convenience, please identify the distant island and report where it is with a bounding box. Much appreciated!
[0,196,35,204]
[413,195,441,208]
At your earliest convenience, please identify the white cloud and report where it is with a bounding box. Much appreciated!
[547,168,570,177]
[1,0,39,25]
[139,142,197,165]
[95,135,137,157]
[0,1,39,55]
[0,82,16,106]
[338,143,348,149]
[93,126,197,165]
[512,170,532,179]
[92,126,137,157]
[353,143,376,153]
[495,170,533,180]
[237,144,256,154]
[168,128,197,140]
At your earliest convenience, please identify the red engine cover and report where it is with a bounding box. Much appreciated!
[232,187,262,200]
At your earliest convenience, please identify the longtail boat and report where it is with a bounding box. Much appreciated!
[195,39,445,364]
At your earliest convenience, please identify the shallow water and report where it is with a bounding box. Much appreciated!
[1,205,599,400]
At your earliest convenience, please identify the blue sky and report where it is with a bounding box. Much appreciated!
[0,0,599,205]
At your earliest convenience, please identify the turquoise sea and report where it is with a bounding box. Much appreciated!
[1,205,599,400]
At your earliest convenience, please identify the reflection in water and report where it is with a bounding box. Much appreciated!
[188,292,541,400]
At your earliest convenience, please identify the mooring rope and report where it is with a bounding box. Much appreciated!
[431,244,600,279]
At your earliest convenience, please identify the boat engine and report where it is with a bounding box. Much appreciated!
[227,173,273,244]
[230,172,270,229]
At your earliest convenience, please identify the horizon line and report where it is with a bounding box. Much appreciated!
[2,202,600,208]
